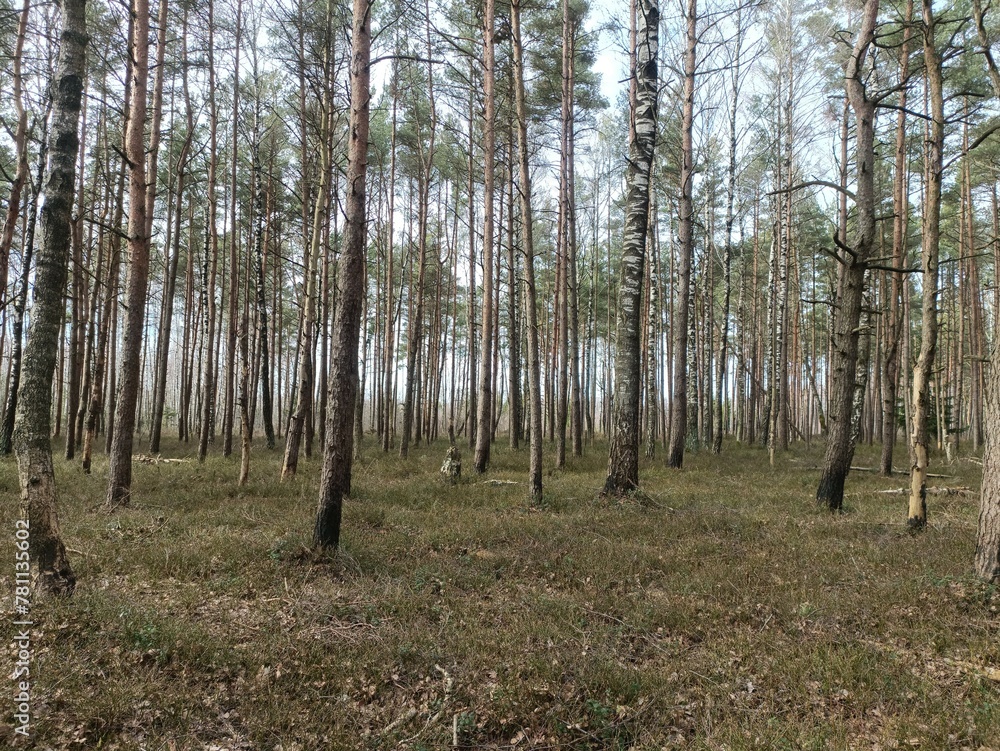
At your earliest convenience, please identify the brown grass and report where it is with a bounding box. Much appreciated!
[1,436,997,750]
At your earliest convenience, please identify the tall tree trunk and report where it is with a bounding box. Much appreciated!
[971,0,1000,580]
[816,0,879,511]
[198,0,220,463]
[64,76,88,459]
[314,0,371,548]
[0,0,31,311]
[150,16,193,453]
[473,0,497,474]
[667,0,695,468]
[82,156,126,472]
[13,0,87,595]
[382,87,398,452]
[282,58,333,478]
[512,0,542,500]
[466,75,478,452]
[880,0,912,476]
[506,138,521,451]
[605,0,659,494]
[565,4,582,459]
[908,0,943,528]
[713,11,746,455]
[223,0,243,457]
[0,130,45,457]
[106,0,151,509]
[400,33,438,458]
[253,109,276,449]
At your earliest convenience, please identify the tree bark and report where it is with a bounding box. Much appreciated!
[713,8,747,455]
[908,0,943,529]
[223,0,243,457]
[106,0,151,509]
[605,0,658,494]
[880,0,912,476]
[473,0,497,474]
[314,0,371,548]
[815,0,879,512]
[198,0,221,463]
[667,0,696,469]
[973,0,1000,579]
[13,0,88,595]
[512,0,543,501]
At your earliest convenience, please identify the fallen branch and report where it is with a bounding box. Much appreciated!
[850,465,955,478]
[874,486,974,497]
[133,454,192,465]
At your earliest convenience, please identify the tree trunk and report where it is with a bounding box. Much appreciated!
[667,0,695,469]
[466,75,478,452]
[512,0,543,501]
[713,11,746,455]
[605,0,658,494]
[0,0,31,312]
[880,0,912,476]
[473,0,497,474]
[106,0,151,509]
[64,78,88,459]
[13,0,87,595]
[82,155,125,473]
[908,0,943,529]
[222,0,243,458]
[973,0,1000,580]
[314,0,370,548]
[282,67,332,478]
[0,144,42,457]
[198,1,220,463]
[816,0,879,512]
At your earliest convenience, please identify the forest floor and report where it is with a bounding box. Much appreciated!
[1,436,998,750]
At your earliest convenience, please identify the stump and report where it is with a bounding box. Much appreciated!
[441,445,461,484]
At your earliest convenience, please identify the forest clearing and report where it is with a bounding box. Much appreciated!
[2,438,997,749]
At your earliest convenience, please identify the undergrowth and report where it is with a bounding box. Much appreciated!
[1,436,996,750]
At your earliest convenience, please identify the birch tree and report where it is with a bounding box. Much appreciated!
[13,0,88,594]
[605,0,659,494]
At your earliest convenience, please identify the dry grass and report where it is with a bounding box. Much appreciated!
[2,436,998,750]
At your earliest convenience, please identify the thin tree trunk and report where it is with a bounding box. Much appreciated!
[713,13,745,455]
[880,0,912,476]
[473,0,497,474]
[908,0,943,528]
[197,1,220,463]
[0,0,31,312]
[510,0,545,494]
[222,0,243,457]
[667,0,695,469]
[282,58,332,478]
[64,76,88,459]
[0,131,45,457]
